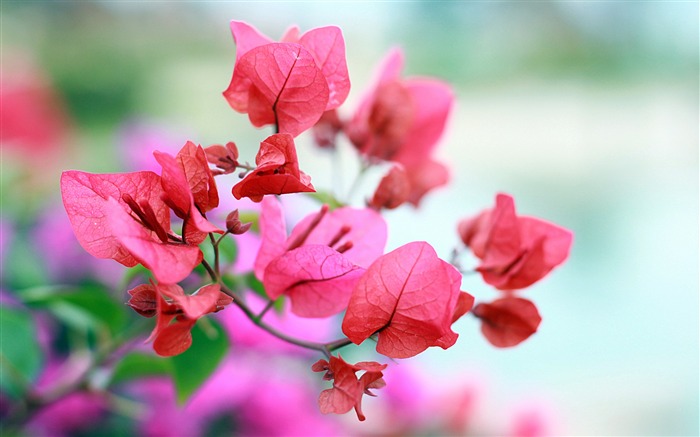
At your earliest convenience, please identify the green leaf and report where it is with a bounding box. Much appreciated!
[109,352,172,387]
[120,264,152,288]
[243,272,266,300]
[170,319,229,404]
[238,211,260,234]
[217,235,238,264]
[305,190,345,210]
[20,284,128,336]
[0,306,43,398]
[3,239,47,289]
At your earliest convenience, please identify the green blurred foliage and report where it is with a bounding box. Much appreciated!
[0,306,44,398]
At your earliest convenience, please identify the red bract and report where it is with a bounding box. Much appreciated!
[285,203,387,269]
[223,21,350,137]
[458,193,573,290]
[312,109,343,149]
[231,133,314,202]
[154,144,222,245]
[61,171,203,283]
[60,170,167,266]
[173,141,219,213]
[264,245,365,317]
[204,142,239,176]
[2,55,71,157]
[472,297,541,348]
[345,48,454,205]
[342,241,474,359]
[229,21,350,110]
[137,282,232,356]
[312,355,387,421]
[254,197,386,317]
[104,198,202,284]
[368,164,410,210]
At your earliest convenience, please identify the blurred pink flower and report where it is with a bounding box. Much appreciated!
[117,120,194,173]
[1,52,71,158]
[215,293,337,354]
[130,378,203,437]
[129,354,345,437]
[0,218,12,274]
[33,204,124,284]
[510,400,556,437]
[26,392,107,437]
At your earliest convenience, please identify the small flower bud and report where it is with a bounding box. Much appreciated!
[226,209,252,235]
[126,284,157,318]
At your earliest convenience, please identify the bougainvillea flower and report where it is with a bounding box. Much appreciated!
[231,133,315,202]
[458,193,573,290]
[368,164,410,210]
[472,296,541,348]
[345,48,453,205]
[342,241,474,359]
[312,355,387,421]
[228,21,350,108]
[312,109,343,149]
[253,197,386,317]
[173,141,219,213]
[154,144,222,244]
[223,21,350,137]
[133,282,231,356]
[263,245,366,317]
[2,54,71,157]
[204,141,239,176]
[104,198,203,284]
[285,203,387,270]
[61,171,203,283]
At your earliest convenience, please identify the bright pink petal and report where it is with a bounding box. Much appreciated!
[287,206,387,269]
[369,164,411,210]
[146,289,178,343]
[154,150,192,217]
[376,48,404,85]
[157,283,221,320]
[457,209,491,258]
[126,283,157,317]
[480,193,522,268]
[393,79,453,166]
[518,216,573,268]
[175,141,219,213]
[403,159,449,206]
[465,193,573,290]
[342,241,461,359]
[312,356,387,422]
[105,198,202,284]
[232,133,315,201]
[60,170,169,267]
[473,297,541,348]
[280,25,301,43]
[253,196,288,281]
[153,318,196,357]
[451,291,475,324]
[434,260,466,349]
[346,81,414,160]
[263,245,365,318]
[299,26,350,110]
[154,150,222,238]
[224,43,330,137]
[230,20,273,62]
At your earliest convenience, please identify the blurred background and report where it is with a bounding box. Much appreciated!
[2,2,697,436]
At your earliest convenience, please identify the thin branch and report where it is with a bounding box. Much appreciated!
[256,299,276,320]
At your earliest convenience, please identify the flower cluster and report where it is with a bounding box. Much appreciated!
[58,20,573,422]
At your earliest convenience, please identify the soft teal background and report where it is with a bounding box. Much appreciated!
[3,2,698,435]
